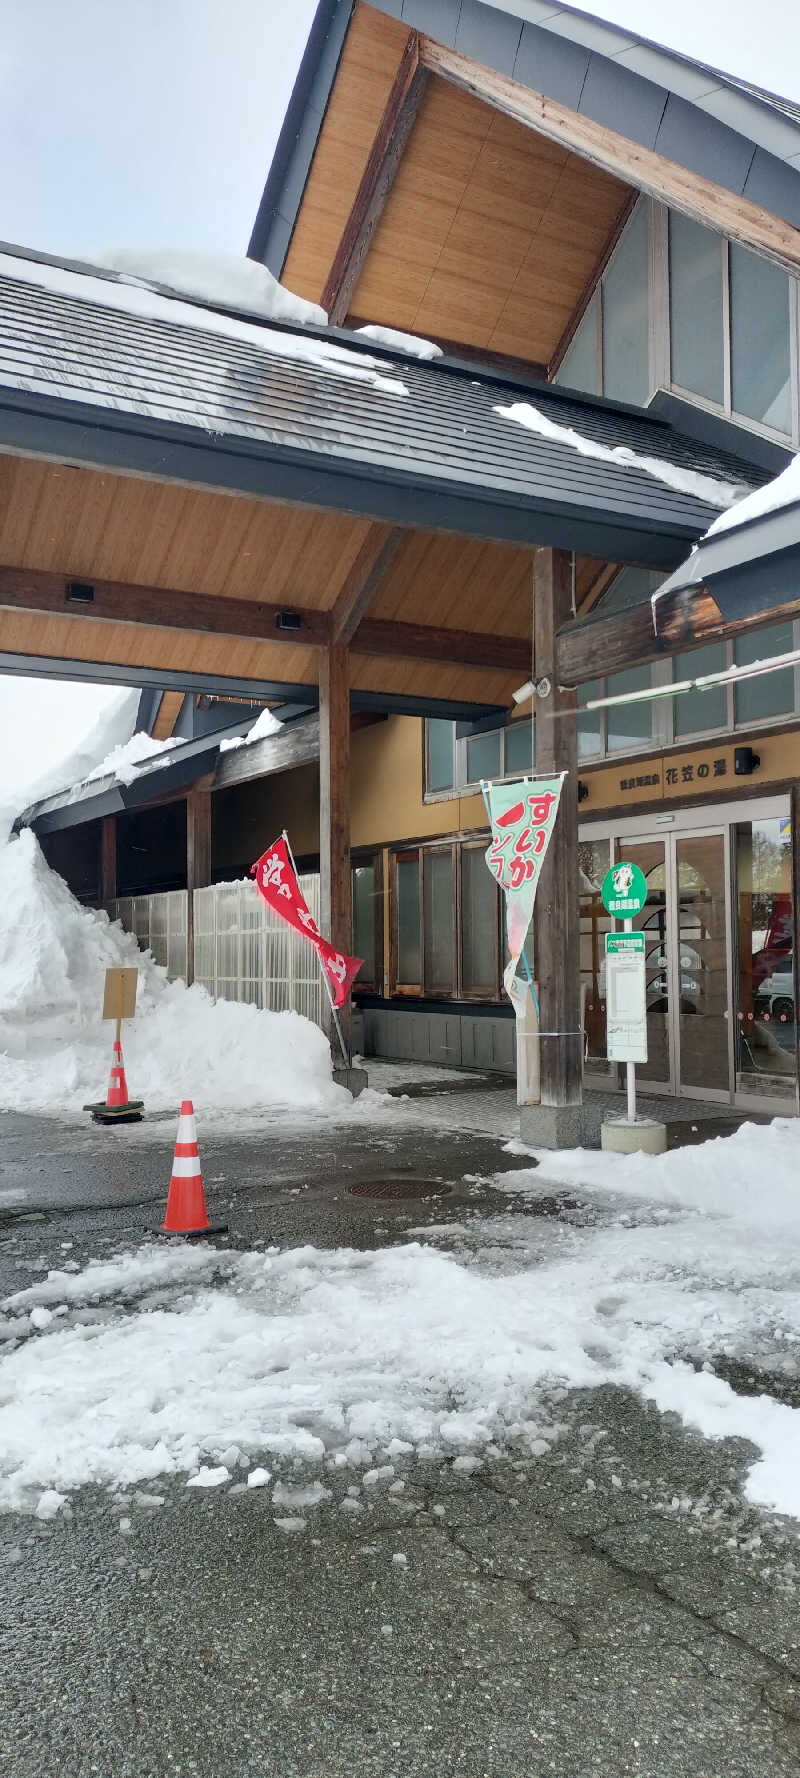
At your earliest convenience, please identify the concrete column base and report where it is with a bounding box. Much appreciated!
[333,1066,369,1099]
[601,1118,667,1155]
[518,1103,585,1150]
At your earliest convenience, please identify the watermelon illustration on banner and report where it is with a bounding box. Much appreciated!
[252,839,362,1008]
[484,777,564,1012]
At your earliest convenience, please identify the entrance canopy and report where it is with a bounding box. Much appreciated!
[0,247,762,718]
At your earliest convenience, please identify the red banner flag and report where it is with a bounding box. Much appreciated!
[251,839,363,1009]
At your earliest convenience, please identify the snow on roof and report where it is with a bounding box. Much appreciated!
[218,706,282,753]
[355,324,442,361]
[495,402,749,511]
[704,452,800,537]
[101,247,328,329]
[0,249,409,398]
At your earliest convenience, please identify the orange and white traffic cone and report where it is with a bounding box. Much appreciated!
[106,1040,129,1109]
[157,1101,226,1238]
[84,1035,143,1123]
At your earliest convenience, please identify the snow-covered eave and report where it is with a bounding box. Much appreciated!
[15,719,255,834]
[652,495,800,617]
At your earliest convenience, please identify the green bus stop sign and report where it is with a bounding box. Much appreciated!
[601,861,648,917]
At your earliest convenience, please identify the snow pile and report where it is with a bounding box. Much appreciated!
[496,402,748,509]
[102,247,328,328]
[218,706,282,753]
[0,829,345,1115]
[356,324,442,360]
[3,252,408,399]
[504,1117,800,1226]
[3,1118,800,1517]
[705,450,800,536]
[79,730,179,788]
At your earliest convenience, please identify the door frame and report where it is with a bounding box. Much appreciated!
[580,793,794,1110]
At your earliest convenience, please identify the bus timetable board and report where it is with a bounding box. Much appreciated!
[605,932,647,1064]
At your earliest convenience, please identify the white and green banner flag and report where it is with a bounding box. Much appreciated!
[484,776,564,1013]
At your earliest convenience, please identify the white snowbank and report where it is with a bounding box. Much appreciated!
[356,324,442,360]
[502,1117,800,1226]
[3,1117,800,1517]
[81,730,179,786]
[3,251,408,399]
[0,830,345,1115]
[218,706,282,753]
[496,402,748,510]
[102,247,327,329]
[705,450,800,536]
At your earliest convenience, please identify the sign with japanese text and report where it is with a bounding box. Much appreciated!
[484,776,564,1011]
[601,861,648,917]
[252,838,362,1008]
[605,932,647,1063]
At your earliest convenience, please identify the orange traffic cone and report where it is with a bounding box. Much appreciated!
[107,1040,129,1108]
[84,1035,143,1123]
[157,1101,227,1238]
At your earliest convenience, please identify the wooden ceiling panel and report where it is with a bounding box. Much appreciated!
[0,457,375,612]
[0,609,319,687]
[152,690,184,739]
[281,4,410,309]
[369,532,532,639]
[284,5,635,371]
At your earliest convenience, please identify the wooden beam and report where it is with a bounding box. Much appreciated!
[321,31,430,324]
[330,528,403,646]
[532,548,582,1113]
[0,565,329,648]
[99,814,116,903]
[213,715,320,790]
[421,38,800,277]
[555,584,800,685]
[0,562,528,673]
[354,616,530,672]
[186,788,212,988]
[319,644,352,1058]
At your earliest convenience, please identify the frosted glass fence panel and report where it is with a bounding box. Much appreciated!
[193,876,324,1025]
[106,891,188,982]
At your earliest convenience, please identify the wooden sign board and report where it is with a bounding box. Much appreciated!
[102,967,138,1023]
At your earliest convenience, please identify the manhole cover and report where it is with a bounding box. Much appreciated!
[346,1177,453,1201]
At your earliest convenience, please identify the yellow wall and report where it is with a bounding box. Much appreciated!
[351,717,486,847]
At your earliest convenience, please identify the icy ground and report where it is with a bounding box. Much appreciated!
[1,1118,799,1522]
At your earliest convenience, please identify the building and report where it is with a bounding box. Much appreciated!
[9,0,800,1133]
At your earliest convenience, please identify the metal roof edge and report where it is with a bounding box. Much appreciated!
[247,0,354,275]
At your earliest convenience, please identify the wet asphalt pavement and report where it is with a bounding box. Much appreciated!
[2,1104,800,1778]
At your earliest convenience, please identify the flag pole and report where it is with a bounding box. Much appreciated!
[282,829,350,1070]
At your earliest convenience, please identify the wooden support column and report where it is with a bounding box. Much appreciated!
[186,788,212,987]
[318,643,352,1058]
[530,547,583,1136]
[99,814,116,904]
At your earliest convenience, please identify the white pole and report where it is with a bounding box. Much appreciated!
[624,914,636,1125]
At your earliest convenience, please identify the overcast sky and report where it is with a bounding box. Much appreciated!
[0,0,796,807]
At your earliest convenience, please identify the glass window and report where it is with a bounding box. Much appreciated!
[736,815,794,1094]
[606,664,653,752]
[461,845,498,993]
[426,718,455,793]
[556,293,599,395]
[396,855,420,984]
[423,849,455,992]
[730,243,792,434]
[673,642,727,737]
[577,679,603,759]
[353,864,376,986]
[601,200,650,406]
[504,719,533,776]
[668,212,724,405]
[734,621,795,725]
[466,729,502,784]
